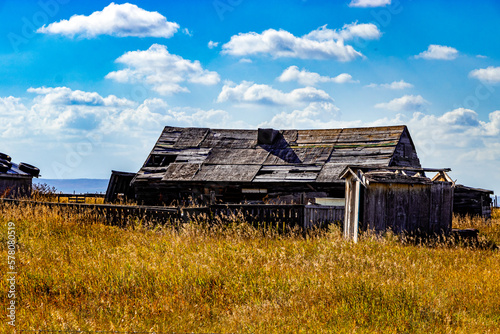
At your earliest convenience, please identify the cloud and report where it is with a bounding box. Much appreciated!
[217,81,334,106]
[27,87,134,107]
[37,3,179,38]
[221,22,380,61]
[259,102,341,129]
[375,95,430,112]
[305,23,381,41]
[208,41,219,49]
[278,66,357,85]
[0,87,245,179]
[106,44,220,95]
[366,80,413,89]
[415,44,458,60]
[348,0,391,7]
[0,87,239,139]
[100,98,234,133]
[469,66,500,83]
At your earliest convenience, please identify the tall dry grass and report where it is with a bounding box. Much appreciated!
[0,203,499,333]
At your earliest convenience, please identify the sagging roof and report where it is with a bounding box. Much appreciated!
[0,162,32,178]
[133,125,420,184]
[340,166,453,186]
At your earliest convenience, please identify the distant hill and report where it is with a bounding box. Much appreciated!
[34,178,109,194]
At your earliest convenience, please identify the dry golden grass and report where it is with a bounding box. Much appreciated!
[0,203,499,333]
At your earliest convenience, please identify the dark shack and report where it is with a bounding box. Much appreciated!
[105,170,136,203]
[432,171,494,218]
[453,185,493,218]
[0,152,40,198]
[131,125,422,205]
[341,166,454,241]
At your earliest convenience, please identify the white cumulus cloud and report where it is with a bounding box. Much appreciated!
[305,23,381,41]
[348,0,391,7]
[415,44,458,60]
[208,41,219,49]
[469,66,500,83]
[37,2,179,38]
[259,102,341,129]
[221,22,380,61]
[27,86,134,107]
[106,44,220,95]
[217,81,334,107]
[375,95,430,112]
[278,66,357,86]
[366,80,413,89]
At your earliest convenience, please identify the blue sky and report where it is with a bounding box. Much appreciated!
[1,0,500,193]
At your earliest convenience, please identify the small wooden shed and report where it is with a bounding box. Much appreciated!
[341,166,453,241]
[432,171,494,218]
[453,185,493,218]
[105,170,136,203]
[0,153,39,198]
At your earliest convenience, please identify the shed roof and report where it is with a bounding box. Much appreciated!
[133,125,416,185]
[0,162,32,178]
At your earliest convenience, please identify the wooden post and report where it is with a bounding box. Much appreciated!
[353,180,360,243]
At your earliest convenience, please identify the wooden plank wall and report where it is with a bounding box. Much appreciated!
[453,187,492,218]
[361,182,453,236]
[0,176,32,198]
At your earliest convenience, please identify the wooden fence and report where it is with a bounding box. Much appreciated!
[0,199,344,230]
[0,198,179,227]
[55,193,105,203]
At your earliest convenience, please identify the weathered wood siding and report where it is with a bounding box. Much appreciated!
[360,181,453,236]
[0,175,32,198]
[390,127,421,168]
[453,186,493,218]
[105,171,136,203]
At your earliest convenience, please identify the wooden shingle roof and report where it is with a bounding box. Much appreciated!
[133,125,419,184]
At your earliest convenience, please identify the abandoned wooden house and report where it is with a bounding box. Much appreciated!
[0,152,40,198]
[341,166,454,241]
[131,125,422,205]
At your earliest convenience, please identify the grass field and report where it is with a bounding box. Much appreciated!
[1,203,499,333]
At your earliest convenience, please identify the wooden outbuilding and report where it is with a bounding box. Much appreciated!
[432,171,494,218]
[105,170,136,203]
[131,125,422,205]
[0,153,39,198]
[453,185,493,218]
[341,166,454,241]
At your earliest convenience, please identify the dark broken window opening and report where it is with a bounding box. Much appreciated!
[146,155,177,167]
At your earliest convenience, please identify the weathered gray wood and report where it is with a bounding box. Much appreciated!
[205,148,270,165]
[192,164,261,182]
[173,127,209,148]
[162,163,201,181]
